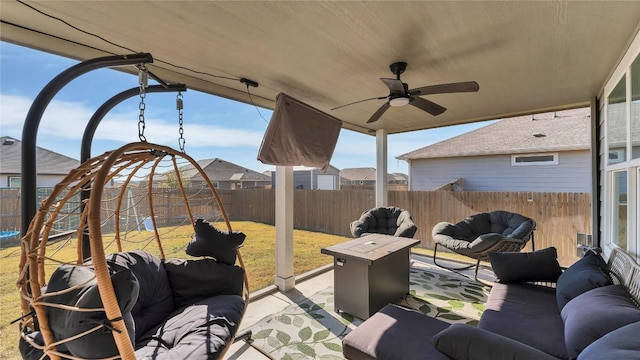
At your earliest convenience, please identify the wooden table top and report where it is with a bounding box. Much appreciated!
[321,233,420,263]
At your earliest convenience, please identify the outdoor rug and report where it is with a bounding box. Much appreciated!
[246,264,490,360]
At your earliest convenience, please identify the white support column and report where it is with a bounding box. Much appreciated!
[275,165,295,291]
[376,129,388,207]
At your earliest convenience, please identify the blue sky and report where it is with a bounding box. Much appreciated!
[0,41,494,174]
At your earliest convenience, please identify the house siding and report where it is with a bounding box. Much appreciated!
[272,166,340,190]
[0,174,67,188]
[409,150,591,192]
[293,171,312,189]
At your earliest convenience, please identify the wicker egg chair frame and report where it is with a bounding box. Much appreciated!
[18,141,250,360]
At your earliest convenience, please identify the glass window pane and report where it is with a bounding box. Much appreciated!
[515,155,554,163]
[612,171,627,249]
[8,177,21,188]
[632,54,640,159]
[608,77,627,164]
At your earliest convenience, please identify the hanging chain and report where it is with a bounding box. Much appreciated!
[138,65,149,142]
[177,91,185,152]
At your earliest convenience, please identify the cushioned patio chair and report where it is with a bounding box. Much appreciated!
[350,206,417,238]
[432,210,536,281]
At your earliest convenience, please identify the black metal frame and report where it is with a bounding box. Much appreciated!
[433,232,535,283]
[21,53,154,236]
[78,84,186,259]
[81,84,187,163]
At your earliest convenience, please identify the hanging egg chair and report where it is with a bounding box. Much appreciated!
[18,141,249,360]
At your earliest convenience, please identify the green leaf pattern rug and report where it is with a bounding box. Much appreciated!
[247,264,490,360]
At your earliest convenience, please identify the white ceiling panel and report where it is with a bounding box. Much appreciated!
[2,1,639,135]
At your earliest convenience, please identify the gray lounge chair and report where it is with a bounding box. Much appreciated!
[350,206,417,238]
[432,210,536,281]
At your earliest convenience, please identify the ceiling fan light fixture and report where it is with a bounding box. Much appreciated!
[389,96,410,107]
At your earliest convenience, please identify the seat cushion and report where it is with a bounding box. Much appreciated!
[447,212,492,241]
[432,323,558,360]
[342,304,450,360]
[433,229,504,256]
[350,207,416,238]
[577,321,640,360]
[106,251,175,342]
[488,211,534,238]
[44,264,139,358]
[393,210,417,238]
[561,285,640,359]
[555,251,612,311]
[163,258,245,307]
[135,294,245,359]
[479,283,568,359]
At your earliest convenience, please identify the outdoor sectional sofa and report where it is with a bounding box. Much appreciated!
[343,247,640,360]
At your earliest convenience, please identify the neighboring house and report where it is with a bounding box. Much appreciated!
[397,108,591,192]
[388,173,409,186]
[271,165,341,190]
[340,167,409,190]
[0,136,80,188]
[341,167,377,188]
[177,158,271,189]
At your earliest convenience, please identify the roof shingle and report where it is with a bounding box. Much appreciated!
[397,108,591,160]
[0,136,80,174]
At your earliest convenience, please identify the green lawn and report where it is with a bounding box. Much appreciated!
[0,221,350,359]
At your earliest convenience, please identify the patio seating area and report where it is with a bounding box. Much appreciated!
[3,3,640,360]
[225,252,497,359]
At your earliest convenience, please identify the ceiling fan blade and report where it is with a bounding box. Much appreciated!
[331,96,387,111]
[366,102,391,123]
[410,81,479,96]
[380,78,406,93]
[409,96,447,116]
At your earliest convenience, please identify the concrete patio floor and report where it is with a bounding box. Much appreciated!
[225,253,497,359]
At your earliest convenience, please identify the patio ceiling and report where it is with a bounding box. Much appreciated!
[1,1,639,135]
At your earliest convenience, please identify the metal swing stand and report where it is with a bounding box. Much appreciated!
[18,53,252,360]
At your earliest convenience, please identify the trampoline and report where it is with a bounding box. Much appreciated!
[0,230,19,241]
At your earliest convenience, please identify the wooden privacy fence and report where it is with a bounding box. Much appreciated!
[222,189,590,266]
[1,188,590,265]
[0,187,229,235]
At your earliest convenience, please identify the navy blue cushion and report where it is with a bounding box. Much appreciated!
[350,207,417,238]
[561,285,640,359]
[577,321,640,360]
[187,219,245,265]
[479,283,567,359]
[446,212,491,242]
[106,251,175,342]
[135,295,245,359]
[163,258,245,307]
[19,330,45,360]
[342,304,450,360]
[45,264,138,358]
[488,247,562,283]
[555,251,612,311]
[488,211,534,238]
[432,323,558,360]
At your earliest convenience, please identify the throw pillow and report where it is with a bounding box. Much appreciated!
[555,250,612,311]
[561,285,640,359]
[187,219,246,265]
[488,247,562,283]
[431,323,558,360]
[45,264,139,358]
[577,321,640,360]
[163,258,245,307]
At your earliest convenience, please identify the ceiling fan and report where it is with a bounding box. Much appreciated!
[332,62,479,123]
